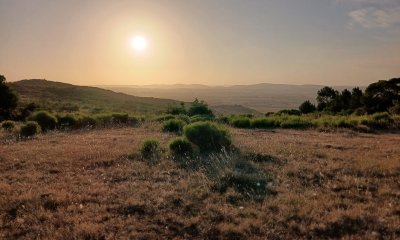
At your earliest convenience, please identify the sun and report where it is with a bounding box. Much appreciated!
[130,35,148,52]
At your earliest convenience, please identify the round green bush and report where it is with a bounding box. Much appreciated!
[57,115,77,129]
[230,117,251,128]
[20,121,40,138]
[1,120,15,131]
[29,111,57,132]
[162,119,185,133]
[140,139,161,161]
[169,137,193,157]
[184,121,231,152]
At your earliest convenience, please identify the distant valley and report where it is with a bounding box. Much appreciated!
[100,83,359,113]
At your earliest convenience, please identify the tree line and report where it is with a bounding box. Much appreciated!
[299,78,400,115]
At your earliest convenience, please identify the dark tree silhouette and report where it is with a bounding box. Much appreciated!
[364,78,400,113]
[0,75,18,120]
[299,100,316,114]
[350,87,364,110]
[316,86,338,112]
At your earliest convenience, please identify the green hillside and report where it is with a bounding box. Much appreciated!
[9,79,180,114]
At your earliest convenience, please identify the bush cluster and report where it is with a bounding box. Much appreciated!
[20,121,40,138]
[29,111,57,132]
[184,121,231,152]
[140,139,162,161]
[1,120,15,131]
[162,119,185,134]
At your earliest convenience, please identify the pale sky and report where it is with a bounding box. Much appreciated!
[0,0,399,86]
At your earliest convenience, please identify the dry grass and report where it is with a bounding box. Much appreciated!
[0,127,399,239]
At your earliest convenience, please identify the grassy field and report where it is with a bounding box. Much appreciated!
[1,126,399,239]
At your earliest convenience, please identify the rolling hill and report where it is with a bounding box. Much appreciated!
[101,83,361,113]
[9,80,260,115]
[9,79,181,114]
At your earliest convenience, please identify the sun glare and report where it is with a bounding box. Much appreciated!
[130,35,148,52]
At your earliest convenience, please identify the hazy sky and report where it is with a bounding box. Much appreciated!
[0,0,399,86]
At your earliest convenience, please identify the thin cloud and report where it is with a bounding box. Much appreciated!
[349,7,400,28]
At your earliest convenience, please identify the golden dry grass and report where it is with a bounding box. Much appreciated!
[0,127,399,239]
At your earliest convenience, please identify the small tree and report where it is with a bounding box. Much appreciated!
[299,100,316,114]
[187,99,214,117]
[0,75,18,119]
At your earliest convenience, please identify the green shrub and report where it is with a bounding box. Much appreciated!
[188,99,214,117]
[250,118,277,129]
[94,114,113,127]
[280,117,313,129]
[1,120,15,131]
[140,139,162,161]
[57,115,77,129]
[77,116,96,128]
[230,116,251,128]
[112,113,129,124]
[162,119,185,134]
[361,112,394,129]
[20,121,40,137]
[169,137,193,157]
[29,111,57,132]
[184,121,231,152]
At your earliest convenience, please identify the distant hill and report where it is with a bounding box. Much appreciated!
[100,83,361,113]
[9,79,181,114]
[9,80,259,115]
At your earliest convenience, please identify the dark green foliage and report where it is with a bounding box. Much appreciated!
[299,100,316,114]
[77,116,96,128]
[20,121,40,137]
[29,111,57,132]
[317,86,339,112]
[230,116,251,128]
[350,87,364,110]
[361,112,394,129]
[16,102,37,121]
[364,78,400,113]
[389,102,400,114]
[188,99,214,117]
[57,115,77,129]
[0,75,18,119]
[278,109,301,116]
[1,120,15,131]
[162,119,185,134]
[111,113,129,124]
[169,137,193,157]
[184,121,231,152]
[140,139,162,161]
[167,102,187,115]
[250,118,277,128]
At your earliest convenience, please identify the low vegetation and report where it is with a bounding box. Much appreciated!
[139,139,162,162]
[19,121,40,138]
[184,121,231,152]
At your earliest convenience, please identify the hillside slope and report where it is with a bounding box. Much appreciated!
[9,79,181,114]
[9,79,260,115]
